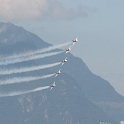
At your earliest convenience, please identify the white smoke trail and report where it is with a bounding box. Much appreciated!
[40,41,71,53]
[1,41,71,60]
[0,73,55,85]
[0,62,61,75]
[0,86,50,97]
[0,51,63,66]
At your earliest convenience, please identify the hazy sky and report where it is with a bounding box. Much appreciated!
[0,0,124,96]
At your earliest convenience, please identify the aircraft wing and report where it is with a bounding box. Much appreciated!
[61,63,64,66]
[73,42,75,45]
[50,87,53,90]
[65,51,68,54]
[55,74,58,77]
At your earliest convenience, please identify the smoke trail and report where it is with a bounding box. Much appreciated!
[0,51,63,66]
[1,41,71,60]
[40,41,71,53]
[0,62,61,75]
[0,86,50,97]
[0,73,55,85]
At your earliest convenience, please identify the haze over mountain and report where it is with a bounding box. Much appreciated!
[0,22,123,124]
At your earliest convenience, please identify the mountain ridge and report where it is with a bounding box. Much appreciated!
[0,22,123,123]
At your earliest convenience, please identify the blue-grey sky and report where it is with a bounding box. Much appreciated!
[0,0,124,96]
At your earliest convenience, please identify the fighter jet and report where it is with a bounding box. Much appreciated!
[61,57,67,66]
[50,82,56,90]
[72,38,78,45]
[55,69,61,77]
[65,46,71,53]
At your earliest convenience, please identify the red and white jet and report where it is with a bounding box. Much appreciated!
[61,57,67,66]
[72,38,78,45]
[65,46,71,54]
[50,82,56,90]
[55,69,61,77]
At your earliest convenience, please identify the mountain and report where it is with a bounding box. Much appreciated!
[0,22,50,54]
[0,22,123,123]
[0,75,116,124]
[61,55,124,123]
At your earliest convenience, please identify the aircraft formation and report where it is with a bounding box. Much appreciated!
[0,37,78,97]
[50,37,78,90]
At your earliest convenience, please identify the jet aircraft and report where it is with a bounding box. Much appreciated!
[65,46,71,53]
[50,82,56,90]
[72,38,78,45]
[61,57,67,66]
[55,69,61,77]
